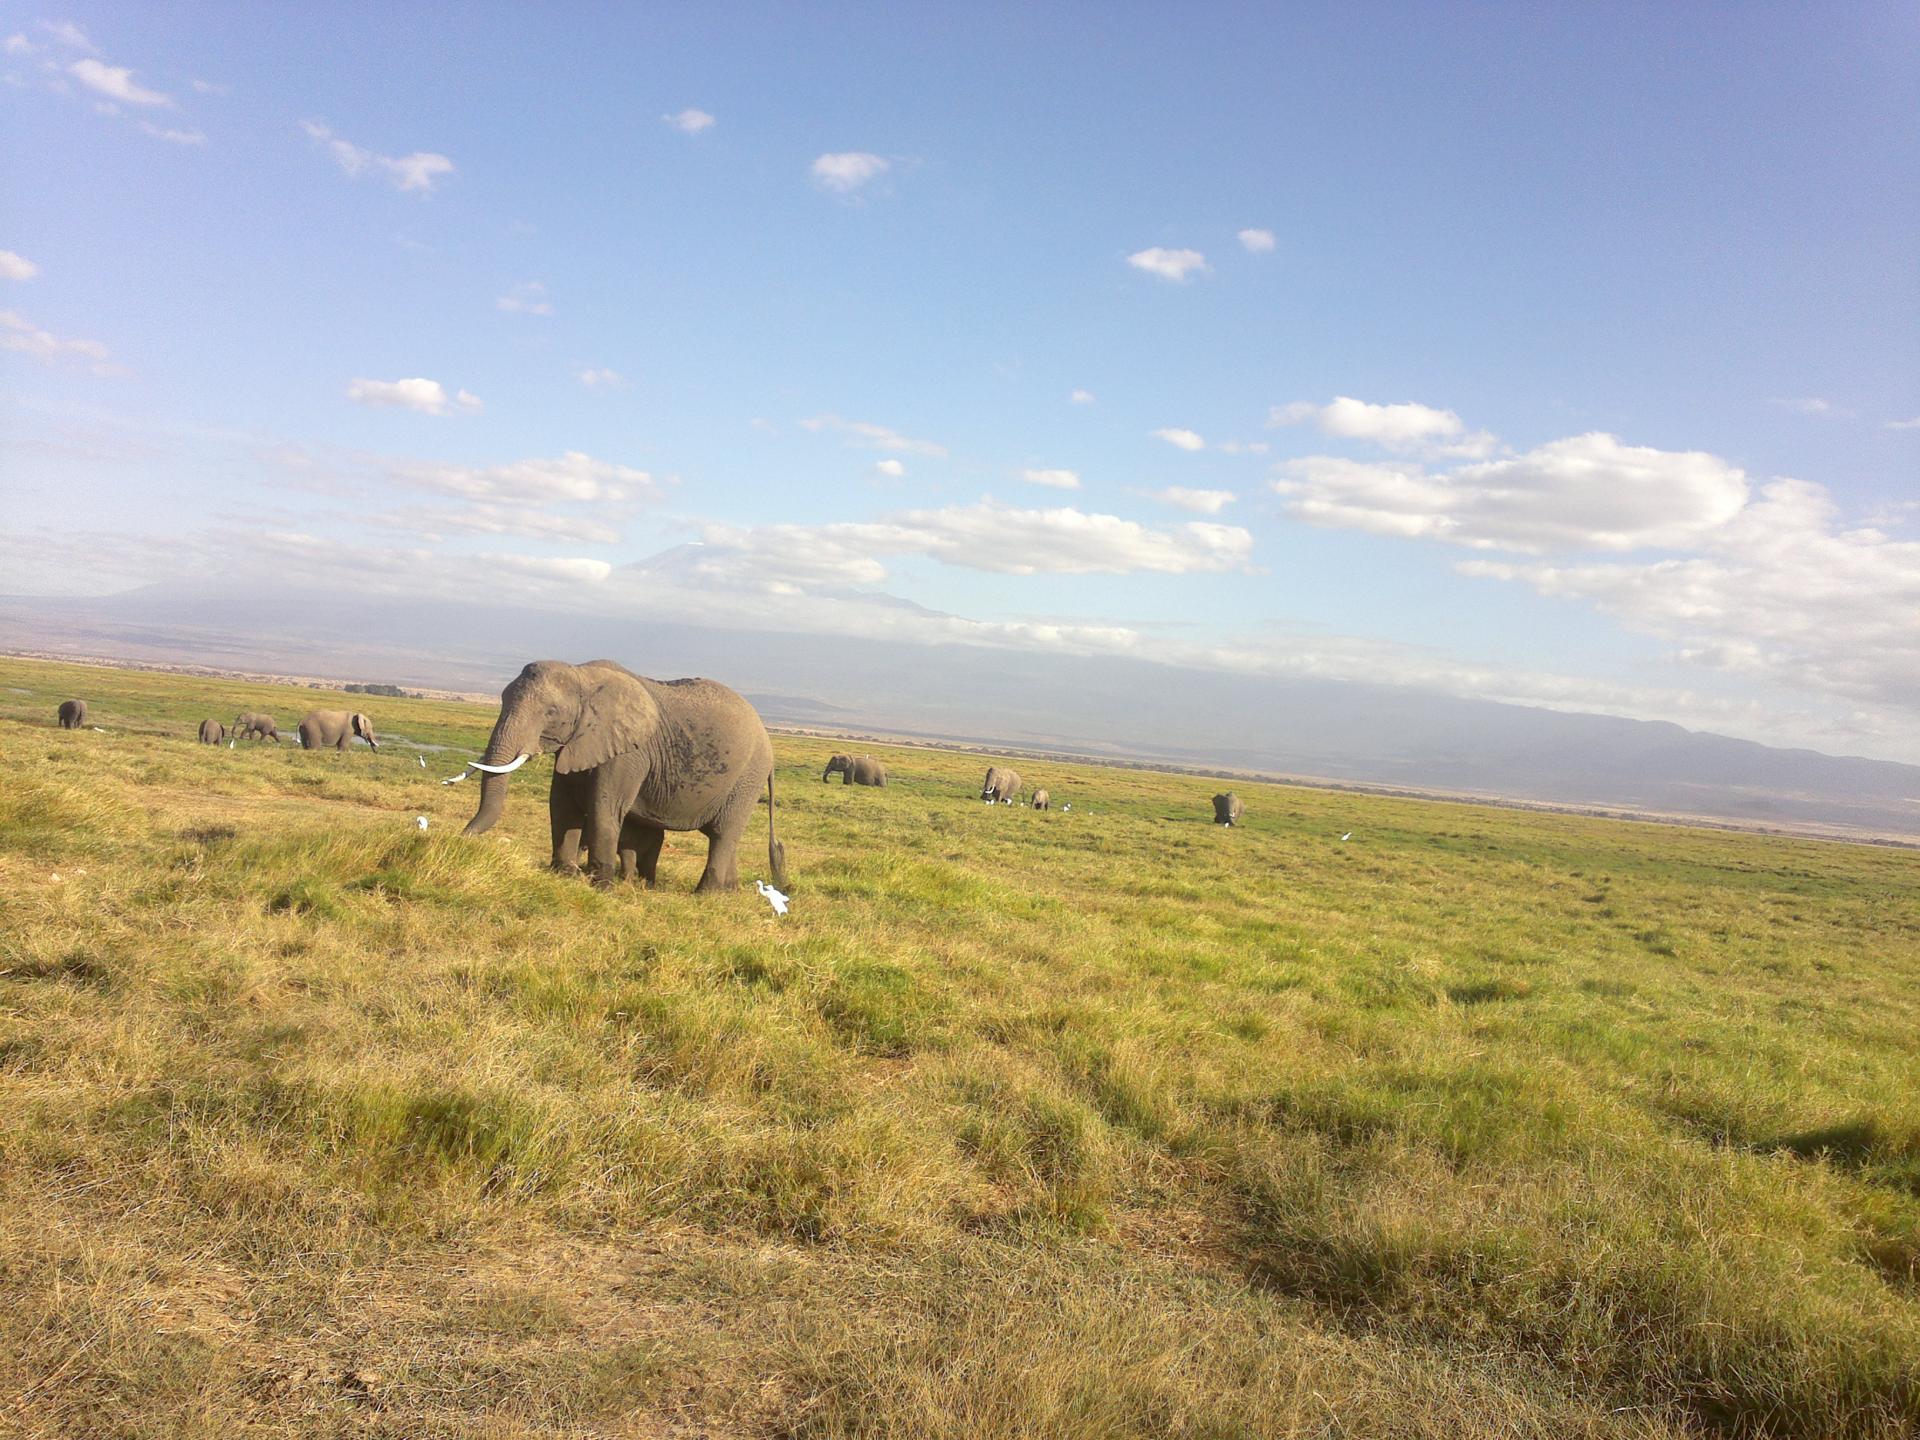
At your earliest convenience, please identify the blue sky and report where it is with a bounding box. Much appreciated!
[4,3,1917,760]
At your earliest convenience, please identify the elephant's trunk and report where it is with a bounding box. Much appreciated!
[462,708,540,837]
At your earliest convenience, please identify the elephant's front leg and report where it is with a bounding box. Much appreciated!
[549,772,587,875]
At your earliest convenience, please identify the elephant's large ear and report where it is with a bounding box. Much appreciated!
[555,670,656,774]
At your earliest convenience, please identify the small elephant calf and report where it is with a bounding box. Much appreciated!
[198,718,227,745]
[1213,792,1244,827]
[1031,789,1050,810]
[57,699,87,729]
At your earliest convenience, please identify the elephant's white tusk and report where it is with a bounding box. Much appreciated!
[468,753,531,774]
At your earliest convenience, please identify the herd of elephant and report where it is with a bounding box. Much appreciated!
[49,662,1250,899]
[55,698,379,750]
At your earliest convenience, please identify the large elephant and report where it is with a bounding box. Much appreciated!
[56,699,87,729]
[981,766,1021,804]
[1213,792,1244,827]
[198,719,226,745]
[461,659,786,894]
[299,709,378,751]
[1031,788,1050,811]
[823,753,887,787]
[231,712,281,742]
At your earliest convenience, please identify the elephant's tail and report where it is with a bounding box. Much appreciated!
[767,768,789,891]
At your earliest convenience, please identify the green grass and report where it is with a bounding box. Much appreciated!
[2,654,1917,1437]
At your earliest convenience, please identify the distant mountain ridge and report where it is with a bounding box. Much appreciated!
[3,582,1916,840]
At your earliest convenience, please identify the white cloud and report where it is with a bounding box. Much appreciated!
[1216,440,1269,456]
[811,151,889,193]
[496,281,552,316]
[38,19,94,51]
[139,121,204,145]
[0,251,39,281]
[663,108,715,134]
[1271,395,1496,458]
[873,459,906,479]
[577,367,625,391]
[1773,396,1848,418]
[1152,427,1206,452]
[1138,486,1236,514]
[1070,388,1096,405]
[365,503,621,547]
[1885,416,1920,431]
[301,121,453,194]
[1020,468,1081,490]
[190,78,226,95]
[4,33,32,56]
[0,309,121,375]
[693,501,1253,588]
[346,377,482,418]
[1126,247,1208,282]
[395,451,663,506]
[1274,433,1749,555]
[1238,228,1276,253]
[800,414,947,457]
[69,58,170,107]
[1459,478,1920,718]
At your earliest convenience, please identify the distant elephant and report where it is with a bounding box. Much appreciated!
[823,753,888,787]
[1213,792,1244,827]
[299,709,378,751]
[198,719,226,745]
[1031,789,1050,811]
[232,712,281,742]
[462,659,786,894]
[56,699,87,729]
[981,766,1021,804]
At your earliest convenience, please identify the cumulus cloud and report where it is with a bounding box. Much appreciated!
[1271,395,1496,458]
[1273,433,1749,554]
[691,502,1253,589]
[576,367,625,391]
[346,377,482,417]
[1459,478,1920,718]
[1020,468,1081,490]
[1238,228,1276,252]
[496,281,552,316]
[1,309,121,375]
[663,107,714,134]
[0,251,39,281]
[1773,396,1849,418]
[1216,440,1269,456]
[1884,416,1920,431]
[1152,427,1205,452]
[364,503,621,547]
[69,58,170,107]
[801,414,947,457]
[1138,486,1236,514]
[4,33,31,56]
[1070,388,1096,405]
[302,121,453,194]
[394,450,663,506]
[873,459,906,479]
[1126,247,1207,282]
[139,121,205,145]
[811,151,889,192]
[38,19,94,51]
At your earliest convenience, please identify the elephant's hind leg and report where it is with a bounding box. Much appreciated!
[693,779,760,893]
[621,818,666,886]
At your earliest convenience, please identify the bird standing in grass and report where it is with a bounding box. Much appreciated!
[756,880,790,916]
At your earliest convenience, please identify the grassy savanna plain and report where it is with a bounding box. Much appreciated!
[2,656,1918,1439]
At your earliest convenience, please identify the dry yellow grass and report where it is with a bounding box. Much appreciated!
[2,656,1917,1437]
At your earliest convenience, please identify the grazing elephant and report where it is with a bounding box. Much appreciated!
[299,709,378,751]
[197,719,226,745]
[981,766,1021,804]
[823,753,887,787]
[1031,789,1050,811]
[462,659,786,894]
[232,712,281,742]
[1213,792,1244,827]
[56,699,87,729]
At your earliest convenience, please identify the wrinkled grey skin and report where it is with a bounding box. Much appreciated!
[57,699,87,729]
[823,753,887,787]
[231,713,281,742]
[981,766,1021,803]
[1031,788,1050,811]
[198,719,226,745]
[1213,792,1244,827]
[299,709,378,751]
[464,659,786,894]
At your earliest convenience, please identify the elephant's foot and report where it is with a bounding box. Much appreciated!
[588,865,621,891]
